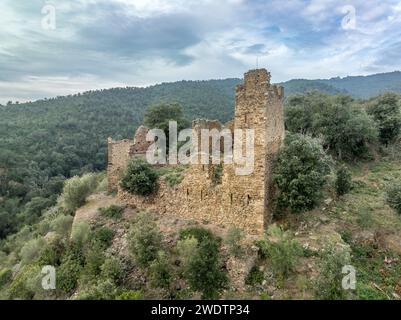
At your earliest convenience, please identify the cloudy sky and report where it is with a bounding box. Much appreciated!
[1,0,401,104]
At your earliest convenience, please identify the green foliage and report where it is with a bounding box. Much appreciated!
[149,251,172,290]
[57,244,85,294]
[100,257,125,284]
[157,165,186,187]
[75,278,119,300]
[83,242,106,278]
[37,237,66,266]
[245,265,264,286]
[116,290,144,300]
[49,214,74,237]
[8,265,41,300]
[71,222,91,245]
[0,268,12,288]
[60,173,99,212]
[177,237,199,267]
[128,213,162,267]
[314,103,377,160]
[368,93,401,145]
[286,92,378,160]
[184,235,228,300]
[256,225,302,279]
[144,102,190,146]
[336,165,352,196]
[178,227,227,299]
[315,247,352,300]
[120,158,159,196]
[224,227,244,257]
[19,237,46,265]
[212,164,223,185]
[179,227,218,243]
[21,197,54,225]
[386,182,401,215]
[273,134,332,213]
[91,227,115,249]
[285,91,333,134]
[99,205,124,220]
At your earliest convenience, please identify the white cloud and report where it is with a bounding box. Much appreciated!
[1,0,401,103]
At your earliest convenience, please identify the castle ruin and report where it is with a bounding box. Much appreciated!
[107,69,285,235]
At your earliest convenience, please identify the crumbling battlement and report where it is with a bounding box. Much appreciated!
[107,69,285,235]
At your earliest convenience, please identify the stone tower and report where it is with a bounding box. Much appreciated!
[230,69,285,231]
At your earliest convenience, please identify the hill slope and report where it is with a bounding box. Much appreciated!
[1,71,401,238]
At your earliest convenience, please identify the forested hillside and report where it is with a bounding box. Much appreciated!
[1,71,401,239]
[318,71,401,98]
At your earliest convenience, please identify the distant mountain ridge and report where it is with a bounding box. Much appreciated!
[278,71,401,98]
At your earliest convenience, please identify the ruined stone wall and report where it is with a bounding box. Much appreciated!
[113,69,285,235]
[107,138,133,193]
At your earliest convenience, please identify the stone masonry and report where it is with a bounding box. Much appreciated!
[107,69,285,235]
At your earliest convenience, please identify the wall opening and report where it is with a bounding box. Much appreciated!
[247,194,251,205]
[230,193,233,206]
[201,190,203,201]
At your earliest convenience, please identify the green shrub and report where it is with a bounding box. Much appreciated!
[99,205,124,220]
[0,268,12,288]
[22,197,54,224]
[184,234,228,299]
[368,93,401,146]
[19,237,47,265]
[50,214,74,237]
[57,258,82,294]
[128,213,162,267]
[120,159,158,196]
[315,104,378,160]
[83,242,106,278]
[177,237,198,267]
[336,165,352,196]
[91,227,115,248]
[75,278,118,300]
[273,134,332,213]
[157,165,186,187]
[100,257,125,284]
[8,265,41,300]
[256,225,302,278]
[71,222,91,245]
[37,237,66,266]
[149,251,172,290]
[315,247,352,300]
[285,92,378,160]
[57,244,85,294]
[116,290,144,300]
[224,227,244,257]
[96,174,108,192]
[245,265,264,286]
[386,182,401,215]
[179,227,218,243]
[143,102,189,152]
[60,173,99,212]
